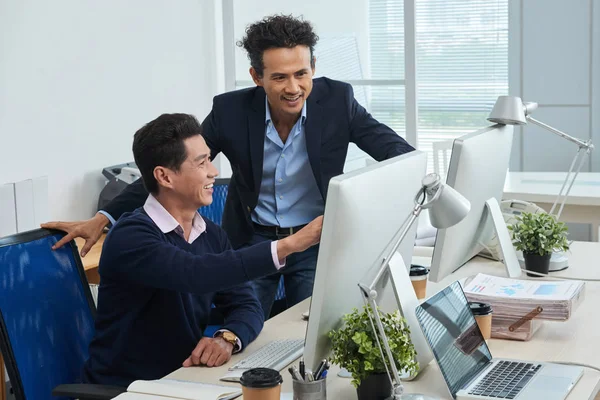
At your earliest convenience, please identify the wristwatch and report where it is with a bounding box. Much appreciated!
[216,330,240,351]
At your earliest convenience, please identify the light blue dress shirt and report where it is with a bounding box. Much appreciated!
[251,99,324,228]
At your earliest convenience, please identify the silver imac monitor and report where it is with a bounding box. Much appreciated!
[429,124,520,283]
[303,150,433,375]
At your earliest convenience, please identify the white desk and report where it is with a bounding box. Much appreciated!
[504,172,600,241]
[166,241,600,399]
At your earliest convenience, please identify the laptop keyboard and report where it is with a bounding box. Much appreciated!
[469,361,542,399]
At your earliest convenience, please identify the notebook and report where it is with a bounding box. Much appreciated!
[112,379,241,400]
[414,281,582,400]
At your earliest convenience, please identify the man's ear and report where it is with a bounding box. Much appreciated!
[249,67,263,87]
[154,166,174,191]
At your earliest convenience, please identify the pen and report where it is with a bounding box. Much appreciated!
[299,358,306,380]
[319,370,328,380]
[290,365,303,381]
[313,359,327,381]
[306,370,314,382]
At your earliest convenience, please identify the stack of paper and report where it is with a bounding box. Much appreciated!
[489,315,542,341]
[112,379,242,400]
[463,273,585,322]
[462,274,586,341]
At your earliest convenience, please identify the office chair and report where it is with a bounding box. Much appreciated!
[198,178,230,226]
[432,139,454,181]
[0,229,125,400]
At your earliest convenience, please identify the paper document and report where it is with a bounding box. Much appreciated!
[463,273,585,321]
[464,273,582,299]
[112,379,242,400]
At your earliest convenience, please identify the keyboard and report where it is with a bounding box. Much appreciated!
[469,360,541,399]
[229,339,304,372]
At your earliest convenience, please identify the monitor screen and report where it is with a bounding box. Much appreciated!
[303,150,433,373]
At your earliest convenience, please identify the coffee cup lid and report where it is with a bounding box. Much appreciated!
[410,264,430,276]
[239,368,283,388]
[469,302,493,315]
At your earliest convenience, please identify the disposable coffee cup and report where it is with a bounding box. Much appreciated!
[469,302,493,340]
[239,368,283,400]
[409,264,429,299]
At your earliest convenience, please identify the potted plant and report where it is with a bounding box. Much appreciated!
[508,211,569,277]
[328,306,418,400]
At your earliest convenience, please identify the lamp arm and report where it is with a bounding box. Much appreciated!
[357,201,425,399]
[552,147,592,219]
[526,116,594,150]
[360,291,405,399]
[366,204,423,292]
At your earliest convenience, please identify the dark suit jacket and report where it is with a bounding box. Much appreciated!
[104,77,415,248]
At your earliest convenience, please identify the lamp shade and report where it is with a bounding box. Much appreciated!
[487,95,527,125]
[421,174,470,229]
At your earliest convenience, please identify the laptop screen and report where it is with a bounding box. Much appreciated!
[415,281,492,397]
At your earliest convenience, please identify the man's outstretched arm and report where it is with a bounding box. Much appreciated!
[41,178,148,256]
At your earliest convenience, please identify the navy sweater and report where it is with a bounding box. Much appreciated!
[82,209,276,387]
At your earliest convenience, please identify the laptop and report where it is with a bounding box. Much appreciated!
[414,281,583,400]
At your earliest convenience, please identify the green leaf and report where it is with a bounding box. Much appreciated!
[327,306,419,386]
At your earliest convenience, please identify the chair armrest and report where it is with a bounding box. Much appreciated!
[52,384,126,400]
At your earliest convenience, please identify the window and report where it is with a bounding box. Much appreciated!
[225,0,508,173]
[416,0,509,172]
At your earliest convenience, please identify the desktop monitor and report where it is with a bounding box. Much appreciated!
[429,124,519,283]
[303,150,433,374]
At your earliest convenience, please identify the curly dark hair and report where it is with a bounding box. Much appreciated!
[237,14,319,77]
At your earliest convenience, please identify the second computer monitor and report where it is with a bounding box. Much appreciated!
[303,150,431,372]
[429,124,515,283]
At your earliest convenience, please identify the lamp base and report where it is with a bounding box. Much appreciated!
[397,394,441,400]
[386,383,441,400]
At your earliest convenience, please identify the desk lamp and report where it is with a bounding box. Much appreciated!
[488,96,594,270]
[358,173,470,400]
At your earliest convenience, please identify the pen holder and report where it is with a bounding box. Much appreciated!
[293,377,327,400]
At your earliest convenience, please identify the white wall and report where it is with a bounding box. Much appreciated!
[509,0,598,172]
[509,0,599,240]
[0,0,221,221]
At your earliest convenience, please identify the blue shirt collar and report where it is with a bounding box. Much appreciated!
[265,96,307,126]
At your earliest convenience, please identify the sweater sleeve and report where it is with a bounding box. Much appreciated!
[99,215,276,294]
[212,230,264,349]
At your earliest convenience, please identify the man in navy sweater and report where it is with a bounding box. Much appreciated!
[82,113,322,387]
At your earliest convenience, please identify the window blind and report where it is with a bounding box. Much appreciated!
[416,0,509,172]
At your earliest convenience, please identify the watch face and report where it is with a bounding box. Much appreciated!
[222,331,236,342]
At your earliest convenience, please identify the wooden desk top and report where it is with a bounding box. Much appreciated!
[167,241,600,399]
[75,233,106,271]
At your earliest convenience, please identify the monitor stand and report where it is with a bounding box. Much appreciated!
[482,198,521,278]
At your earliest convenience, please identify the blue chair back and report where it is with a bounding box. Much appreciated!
[0,229,96,400]
[198,178,230,226]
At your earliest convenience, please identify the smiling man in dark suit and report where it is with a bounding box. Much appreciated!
[43,14,415,319]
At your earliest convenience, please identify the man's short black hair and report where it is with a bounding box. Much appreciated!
[132,113,202,194]
[237,14,319,77]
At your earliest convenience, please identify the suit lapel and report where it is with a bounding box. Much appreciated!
[248,89,267,192]
[305,92,325,196]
